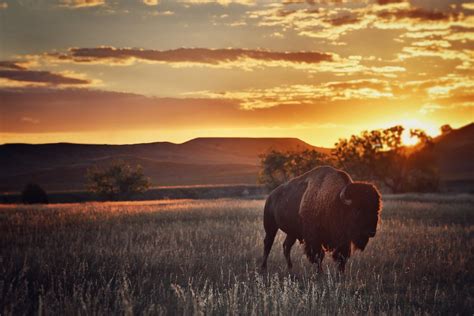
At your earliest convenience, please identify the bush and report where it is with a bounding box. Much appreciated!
[21,183,49,204]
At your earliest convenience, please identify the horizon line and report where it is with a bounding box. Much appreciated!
[0,136,326,148]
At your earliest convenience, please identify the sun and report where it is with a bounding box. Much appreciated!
[401,131,420,146]
[388,119,441,146]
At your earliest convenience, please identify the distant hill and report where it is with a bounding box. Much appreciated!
[432,123,474,186]
[0,137,326,192]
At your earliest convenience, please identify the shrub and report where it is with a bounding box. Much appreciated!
[21,183,49,204]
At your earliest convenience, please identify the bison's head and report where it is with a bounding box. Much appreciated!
[340,182,382,251]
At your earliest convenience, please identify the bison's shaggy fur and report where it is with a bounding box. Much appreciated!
[261,166,382,272]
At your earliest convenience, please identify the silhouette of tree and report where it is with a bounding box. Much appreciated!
[21,183,48,204]
[441,124,453,135]
[333,125,438,193]
[87,161,151,201]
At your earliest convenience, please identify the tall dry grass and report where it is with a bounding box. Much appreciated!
[1,196,473,315]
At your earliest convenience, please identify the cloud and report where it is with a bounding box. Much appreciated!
[419,102,474,115]
[418,103,445,114]
[149,10,174,16]
[0,70,91,86]
[376,7,450,22]
[0,60,93,87]
[180,0,254,5]
[21,117,40,124]
[369,4,474,36]
[462,3,474,10]
[143,0,159,5]
[0,87,309,133]
[325,14,361,27]
[426,79,474,98]
[376,0,405,5]
[32,46,407,77]
[0,86,410,136]
[370,66,406,73]
[398,45,473,61]
[248,2,472,43]
[404,74,474,100]
[59,0,105,8]
[250,5,374,41]
[46,47,335,70]
[191,79,394,109]
[0,61,28,70]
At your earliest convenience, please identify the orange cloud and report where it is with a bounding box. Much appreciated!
[180,0,254,5]
[376,7,451,22]
[376,0,405,5]
[192,79,395,109]
[462,3,474,10]
[403,74,474,102]
[0,61,93,87]
[399,45,473,61]
[46,47,335,70]
[59,0,105,8]
[0,86,409,134]
[143,0,159,5]
[0,61,27,70]
[250,5,374,42]
[249,1,472,43]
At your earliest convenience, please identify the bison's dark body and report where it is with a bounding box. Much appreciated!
[261,166,381,272]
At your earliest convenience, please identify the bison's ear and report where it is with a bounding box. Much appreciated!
[339,183,352,206]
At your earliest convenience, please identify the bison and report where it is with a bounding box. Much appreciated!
[261,166,382,272]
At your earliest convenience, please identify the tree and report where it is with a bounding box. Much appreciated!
[21,183,48,204]
[333,125,438,193]
[87,161,151,201]
[258,149,330,190]
[403,130,439,192]
[440,124,453,135]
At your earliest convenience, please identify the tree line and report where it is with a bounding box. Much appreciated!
[259,125,441,193]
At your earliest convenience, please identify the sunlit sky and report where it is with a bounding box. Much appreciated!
[0,0,473,147]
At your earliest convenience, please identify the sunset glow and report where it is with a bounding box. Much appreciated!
[0,0,473,147]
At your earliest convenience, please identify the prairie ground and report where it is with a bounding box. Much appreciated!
[1,194,473,315]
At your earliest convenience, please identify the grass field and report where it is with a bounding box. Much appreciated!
[1,195,473,315]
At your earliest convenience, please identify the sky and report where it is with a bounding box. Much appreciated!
[0,0,473,147]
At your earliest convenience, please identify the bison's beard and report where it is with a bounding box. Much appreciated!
[352,235,369,251]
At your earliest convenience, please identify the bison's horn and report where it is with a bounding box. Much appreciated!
[340,184,352,206]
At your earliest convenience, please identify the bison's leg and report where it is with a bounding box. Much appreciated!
[314,249,325,274]
[261,214,278,271]
[261,230,277,270]
[305,243,325,273]
[283,235,297,270]
[332,243,351,273]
